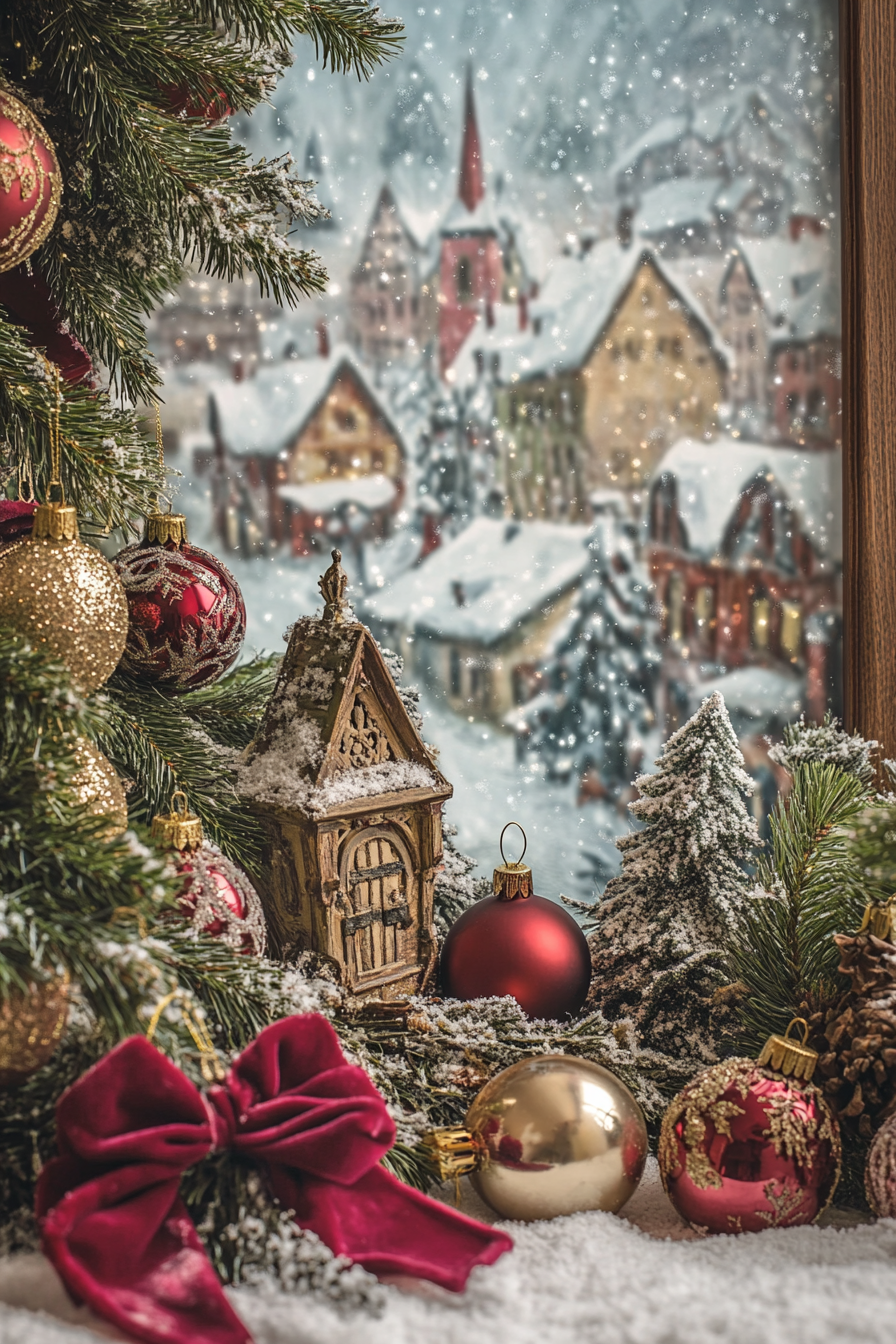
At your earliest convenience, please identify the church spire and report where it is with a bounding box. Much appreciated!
[458,65,485,213]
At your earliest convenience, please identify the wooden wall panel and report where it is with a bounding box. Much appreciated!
[841,2,896,759]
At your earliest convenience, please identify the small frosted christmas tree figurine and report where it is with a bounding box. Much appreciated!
[588,691,759,1081]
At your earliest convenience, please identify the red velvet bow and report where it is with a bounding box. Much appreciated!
[36,1015,512,1344]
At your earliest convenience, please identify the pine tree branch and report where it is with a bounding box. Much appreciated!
[731,762,869,1053]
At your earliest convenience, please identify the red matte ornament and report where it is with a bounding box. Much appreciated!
[440,824,591,1020]
[658,1020,841,1234]
[113,512,245,693]
[161,83,233,123]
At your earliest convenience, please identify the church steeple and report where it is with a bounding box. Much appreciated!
[458,66,485,213]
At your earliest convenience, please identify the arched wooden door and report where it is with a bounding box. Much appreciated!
[339,827,416,991]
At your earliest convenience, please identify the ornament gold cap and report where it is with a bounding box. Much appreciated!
[151,790,203,851]
[146,512,188,546]
[858,898,895,942]
[33,501,79,542]
[757,1017,819,1081]
[493,821,533,900]
[421,1126,483,1182]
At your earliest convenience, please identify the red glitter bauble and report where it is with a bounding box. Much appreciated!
[113,515,245,693]
[658,1057,841,1234]
[441,891,591,1020]
[174,843,266,956]
[0,91,62,273]
[0,499,37,545]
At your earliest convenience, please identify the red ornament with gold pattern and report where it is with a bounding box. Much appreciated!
[658,1018,841,1234]
[0,90,62,273]
[113,509,246,692]
[151,793,266,956]
[440,824,592,1020]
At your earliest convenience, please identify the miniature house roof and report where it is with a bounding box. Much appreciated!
[239,566,451,819]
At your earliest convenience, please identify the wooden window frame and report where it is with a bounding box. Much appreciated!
[841,2,896,757]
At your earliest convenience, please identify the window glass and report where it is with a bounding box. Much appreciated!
[161,1,841,904]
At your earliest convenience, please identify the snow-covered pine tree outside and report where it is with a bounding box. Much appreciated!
[521,513,660,801]
[587,690,759,1084]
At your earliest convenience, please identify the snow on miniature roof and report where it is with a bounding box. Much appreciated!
[488,241,729,382]
[654,436,841,560]
[364,517,590,645]
[636,177,724,234]
[208,344,405,458]
[279,475,397,514]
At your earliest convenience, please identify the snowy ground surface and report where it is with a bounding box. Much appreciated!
[176,474,622,904]
[1,1160,892,1344]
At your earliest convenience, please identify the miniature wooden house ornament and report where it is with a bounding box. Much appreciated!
[241,551,453,998]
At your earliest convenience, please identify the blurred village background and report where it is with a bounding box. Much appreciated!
[149,1,842,899]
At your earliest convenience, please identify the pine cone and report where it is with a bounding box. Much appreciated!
[806,932,896,1139]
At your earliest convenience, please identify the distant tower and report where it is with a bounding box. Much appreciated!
[303,131,335,228]
[438,68,502,376]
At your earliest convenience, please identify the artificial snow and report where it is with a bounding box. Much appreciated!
[2,1160,892,1344]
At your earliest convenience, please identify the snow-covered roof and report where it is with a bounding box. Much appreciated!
[612,115,690,176]
[470,241,728,382]
[363,517,591,645]
[441,191,500,236]
[654,436,841,560]
[694,666,804,723]
[209,344,405,459]
[735,232,833,329]
[636,177,724,234]
[279,475,396,514]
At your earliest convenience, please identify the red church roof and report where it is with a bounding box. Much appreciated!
[458,67,485,213]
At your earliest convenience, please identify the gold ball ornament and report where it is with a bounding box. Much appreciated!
[0,975,69,1089]
[71,736,128,838]
[425,1055,648,1222]
[0,503,128,692]
[0,89,62,272]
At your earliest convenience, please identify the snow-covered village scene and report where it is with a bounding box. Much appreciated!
[153,0,841,903]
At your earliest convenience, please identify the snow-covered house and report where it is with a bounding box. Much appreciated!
[363,517,591,723]
[240,554,452,997]
[348,183,439,371]
[647,435,841,731]
[460,240,729,512]
[208,344,407,558]
[613,87,826,255]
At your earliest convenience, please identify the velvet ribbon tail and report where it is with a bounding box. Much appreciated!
[36,1015,512,1344]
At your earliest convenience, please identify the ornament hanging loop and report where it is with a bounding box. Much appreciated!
[499,821,527,869]
[494,821,533,900]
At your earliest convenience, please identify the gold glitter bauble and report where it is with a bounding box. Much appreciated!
[0,976,68,1089]
[71,736,128,838]
[464,1055,648,1221]
[0,503,128,692]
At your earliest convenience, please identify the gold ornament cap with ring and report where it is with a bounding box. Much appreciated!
[151,790,204,852]
[492,821,534,900]
[422,1054,648,1222]
[857,896,896,943]
[756,1015,819,1081]
[0,361,128,692]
